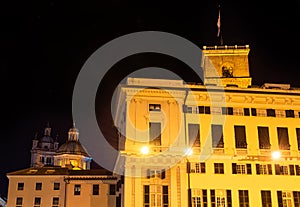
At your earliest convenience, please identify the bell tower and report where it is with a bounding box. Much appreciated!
[201,45,252,88]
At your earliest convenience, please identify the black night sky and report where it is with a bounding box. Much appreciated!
[1,0,300,197]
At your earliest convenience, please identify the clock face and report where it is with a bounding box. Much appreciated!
[221,62,234,78]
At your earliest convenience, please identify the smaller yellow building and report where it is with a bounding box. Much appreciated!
[6,125,122,207]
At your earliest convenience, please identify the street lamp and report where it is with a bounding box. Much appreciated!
[185,148,193,207]
[272,151,281,160]
[141,146,149,155]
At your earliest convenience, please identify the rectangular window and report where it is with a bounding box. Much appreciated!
[210,189,230,207]
[214,163,224,174]
[34,197,41,207]
[212,125,224,148]
[16,197,23,206]
[35,182,42,190]
[275,164,290,175]
[189,162,205,173]
[261,190,272,207]
[232,163,252,174]
[52,197,59,207]
[296,128,300,150]
[144,185,150,207]
[17,182,24,191]
[258,127,271,149]
[257,108,267,117]
[277,127,290,150]
[267,109,276,117]
[227,190,232,207]
[188,124,200,147]
[277,191,293,207]
[238,190,249,207]
[256,164,272,175]
[149,104,161,112]
[293,191,300,207]
[198,106,210,114]
[110,184,116,195]
[251,108,257,116]
[74,184,81,195]
[244,108,250,116]
[222,107,233,115]
[54,182,60,190]
[93,184,99,195]
[234,126,247,148]
[286,110,295,118]
[162,186,168,207]
[149,122,161,146]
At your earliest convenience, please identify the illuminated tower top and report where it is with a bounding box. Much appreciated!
[201,45,252,88]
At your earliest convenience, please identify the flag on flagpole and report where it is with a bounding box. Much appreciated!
[217,7,221,37]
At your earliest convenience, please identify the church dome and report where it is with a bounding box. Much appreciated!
[57,140,89,156]
[56,124,90,157]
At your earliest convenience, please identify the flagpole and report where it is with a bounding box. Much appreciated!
[217,4,223,45]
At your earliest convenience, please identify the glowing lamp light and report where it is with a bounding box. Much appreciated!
[140,146,149,155]
[272,151,281,160]
[185,148,193,156]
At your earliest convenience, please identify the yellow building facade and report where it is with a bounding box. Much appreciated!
[114,45,300,207]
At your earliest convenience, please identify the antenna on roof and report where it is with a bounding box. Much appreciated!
[217,4,224,45]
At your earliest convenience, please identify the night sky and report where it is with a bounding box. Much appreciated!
[1,0,300,197]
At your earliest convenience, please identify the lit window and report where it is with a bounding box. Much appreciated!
[188,162,205,173]
[74,184,81,195]
[143,185,169,207]
[278,191,293,207]
[149,104,161,112]
[211,189,231,207]
[192,189,207,207]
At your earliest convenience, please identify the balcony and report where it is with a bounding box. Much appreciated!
[212,148,225,154]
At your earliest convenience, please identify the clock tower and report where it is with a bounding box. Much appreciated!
[201,45,252,88]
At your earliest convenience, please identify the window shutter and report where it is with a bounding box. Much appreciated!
[200,162,206,173]
[210,190,215,207]
[267,164,273,175]
[161,169,166,179]
[226,190,232,207]
[246,164,252,174]
[251,108,257,116]
[275,164,281,175]
[256,164,260,175]
[146,169,150,179]
[277,191,283,207]
[296,165,300,176]
[289,165,295,175]
[232,163,237,174]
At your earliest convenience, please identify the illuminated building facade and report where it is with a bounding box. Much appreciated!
[6,126,122,207]
[114,45,300,207]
